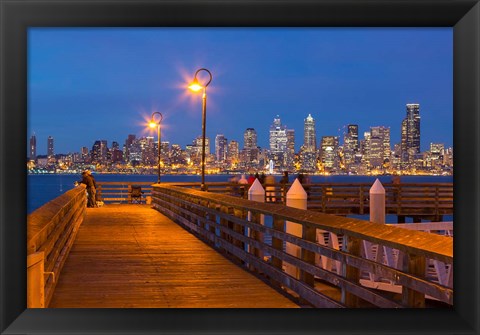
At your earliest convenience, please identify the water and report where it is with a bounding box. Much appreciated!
[28,174,453,221]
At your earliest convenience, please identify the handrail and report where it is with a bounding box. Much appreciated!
[96,181,153,203]
[151,184,453,308]
[168,181,453,219]
[27,184,87,307]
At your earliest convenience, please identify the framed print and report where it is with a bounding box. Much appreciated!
[1,0,479,334]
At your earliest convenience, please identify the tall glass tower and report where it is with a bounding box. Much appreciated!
[29,134,37,160]
[343,124,359,169]
[47,136,54,157]
[401,103,421,165]
[215,134,227,162]
[303,114,316,152]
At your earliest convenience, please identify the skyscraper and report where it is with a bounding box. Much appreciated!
[243,128,258,167]
[343,124,359,169]
[303,114,316,152]
[401,103,421,165]
[47,136,54,157]
[269,115,292,171]
[243,128,257,150]
[29,134,37,160]
[227,140,239,167]
[320,136,339,172]
[286,129,295,170]
[215,134,227,162]
[299,115,317,172]
[371,126,391,162]
[125,134,136,162]
[91,140,108,164]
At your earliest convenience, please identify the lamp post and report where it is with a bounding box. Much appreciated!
[149,112,163,183]
[189,68,212,191]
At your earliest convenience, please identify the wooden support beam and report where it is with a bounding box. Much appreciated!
[402,253,426,308]
[342,235,362,307]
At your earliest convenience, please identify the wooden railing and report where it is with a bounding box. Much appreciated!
[27,185,87,307]
[96,182,153,203]
[151,184,453,308]
[95,181,452,220]
[171,181,453,220]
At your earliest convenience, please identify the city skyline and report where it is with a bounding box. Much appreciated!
[28,103,453,176]
[28,108,450,158]
[28,28,453,155]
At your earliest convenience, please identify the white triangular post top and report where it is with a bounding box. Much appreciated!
[370,178,385,194]
[286,178,307,200]
[248,178,265,196]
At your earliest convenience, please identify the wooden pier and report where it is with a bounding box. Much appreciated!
[48,205,297,308]
[27,181,453,309]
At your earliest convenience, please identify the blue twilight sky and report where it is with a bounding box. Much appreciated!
[28,27,453,155]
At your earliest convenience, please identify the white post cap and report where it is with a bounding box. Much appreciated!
[370,178,385,194]
[248,178,265,196]
[286,178,307,200]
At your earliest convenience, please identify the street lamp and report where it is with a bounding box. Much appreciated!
[149,112,163,183]
[189,68,212,191]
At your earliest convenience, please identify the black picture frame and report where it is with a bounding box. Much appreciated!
[1,0,479,334]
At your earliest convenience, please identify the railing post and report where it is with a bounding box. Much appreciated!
[232,207,247,261]
[359,186,364,215]
[27,251,45,308]
[402,253,426,307]
[370,179,385,224]
[271,215,285,287]
[342,235,361,307]
[285,179,307,280]
[248,179,265,262]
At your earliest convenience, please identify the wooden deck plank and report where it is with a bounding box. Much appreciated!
[49,204,298,308]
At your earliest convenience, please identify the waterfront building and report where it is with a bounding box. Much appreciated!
[343,124,359,170]
[227,140,239,168]
[128,139,142,165]
[215,134,227,163]
[319,136,339,172]
[401,103,421,167]
[368,126,391,170]
[29,134,37,161]
[193,136,210,155]
[170,144,186,166]
[242,128,259,169]
[269,115,294,171]
[427,143,445,171]
[47,136,54,157]
[91,140,108,164]
[286,129,295,171]
[124,134,136,162]
[185,144,194,164]
[300,148,317,172]
[300,114,317,172]
[111,148,124,163]
[303,114,316,152]
[140,137,155,165]
[430,143,444,160]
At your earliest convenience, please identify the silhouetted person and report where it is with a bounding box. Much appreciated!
[76,170,96,208]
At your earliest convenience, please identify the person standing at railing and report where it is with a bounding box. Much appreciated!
[75,170,97,208]
[86,170,100,206]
